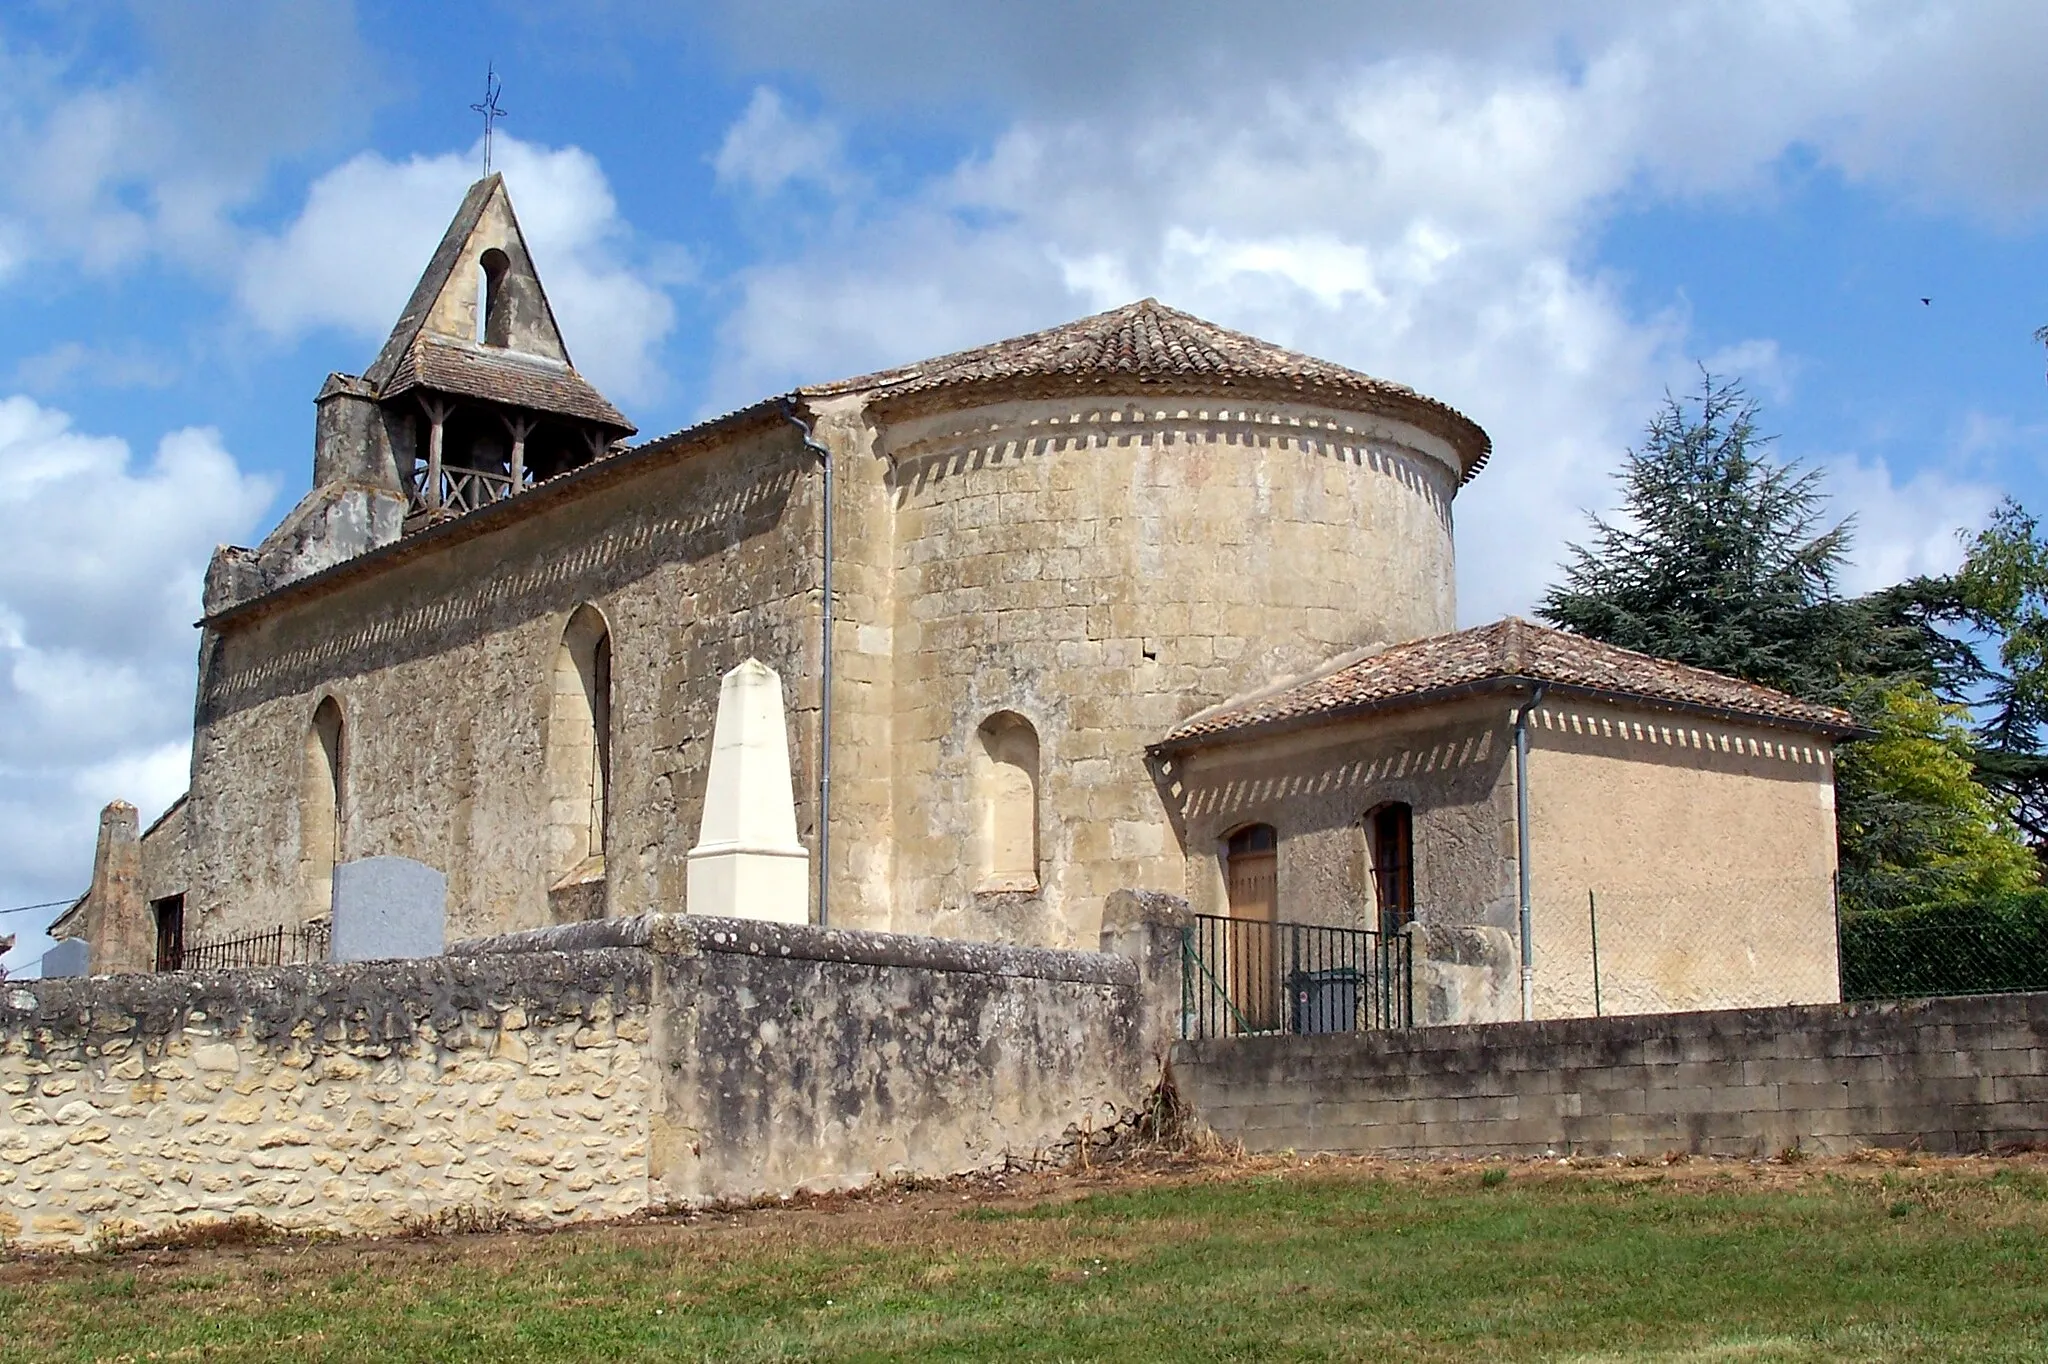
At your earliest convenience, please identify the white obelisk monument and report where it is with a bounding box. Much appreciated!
[685,658,811,923]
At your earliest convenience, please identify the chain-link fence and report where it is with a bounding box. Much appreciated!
[1839,900,2048,1001]
[1551,882,2048,1015]
[1549,878,1841,1017]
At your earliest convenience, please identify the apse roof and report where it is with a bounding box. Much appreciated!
[805,297,1492,481]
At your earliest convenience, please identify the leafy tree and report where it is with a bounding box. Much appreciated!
[1948,501,2048,844]
[1539,373,2039,909]
[1834,681,2037,909]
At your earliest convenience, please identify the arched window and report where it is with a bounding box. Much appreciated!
[545,605,612,878]
[1223,824,1279,1030]
[300,698,344,920]
[1369,802,1414,934]
[974,712,1039,892]
[479,247,512,347]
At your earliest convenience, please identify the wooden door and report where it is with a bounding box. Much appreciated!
[1225,827,1279,1031]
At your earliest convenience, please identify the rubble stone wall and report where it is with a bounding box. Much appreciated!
[0,950,652,1250]
[1,914,1160,1251]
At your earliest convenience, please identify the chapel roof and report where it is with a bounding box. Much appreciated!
[804,297,1492,482]
[1156,617,1860,749]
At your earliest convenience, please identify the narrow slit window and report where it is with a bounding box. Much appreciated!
[1370,803,1414,934]
[300,699,344,920]
[546,605,612,879]
[479,247,512,347]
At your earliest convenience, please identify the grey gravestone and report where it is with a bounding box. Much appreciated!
[40,940,89,978]
[331,857,446,962]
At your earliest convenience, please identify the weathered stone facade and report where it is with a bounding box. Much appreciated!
[175,270,1480,953]
[190,413,815,946]
[55,176,1854,1031]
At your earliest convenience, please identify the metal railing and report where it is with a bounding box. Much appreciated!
[1181,914,1411,1039]
[178,921,332,972]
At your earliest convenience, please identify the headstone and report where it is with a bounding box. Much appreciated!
[331,857,446,962]
[40,940,89,978]
[686,658,811,924]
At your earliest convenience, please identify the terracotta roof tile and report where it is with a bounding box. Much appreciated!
[380,337,634,433]
[1159,618,1859,747]
[804,298,1491,481]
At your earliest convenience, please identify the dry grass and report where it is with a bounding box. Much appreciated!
[5,1150,2048,1361]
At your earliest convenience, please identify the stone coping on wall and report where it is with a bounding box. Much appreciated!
[446,913,1141,988]
[1,948,652,1048]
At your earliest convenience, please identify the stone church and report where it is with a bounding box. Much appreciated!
[58,175,1855,1021]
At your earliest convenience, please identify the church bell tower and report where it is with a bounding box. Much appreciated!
[353,173,636,530]
[207,175,638,614]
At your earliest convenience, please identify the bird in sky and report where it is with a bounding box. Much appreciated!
[1922,297,1932,306]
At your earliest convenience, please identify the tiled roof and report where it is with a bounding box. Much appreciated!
[1159,617,1859,747]
[380,337,634,433]
[805,298,1491,481]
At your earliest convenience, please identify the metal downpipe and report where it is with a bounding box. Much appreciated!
[1513,682,1548,1022]
[782,398,833,928]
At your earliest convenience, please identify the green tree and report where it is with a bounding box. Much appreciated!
[1538,374,1849,696]
[1834,681,2037,909]
[1538,373,2038,909]
[1949,501,2048,845]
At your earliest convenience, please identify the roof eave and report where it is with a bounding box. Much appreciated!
[200,395,789,631]
[822,370,1492,485]
[1150,674,1861,758]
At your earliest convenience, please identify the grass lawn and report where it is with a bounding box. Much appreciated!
[5,1154,2048,1362]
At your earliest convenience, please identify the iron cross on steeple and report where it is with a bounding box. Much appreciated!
[471,64,508,176]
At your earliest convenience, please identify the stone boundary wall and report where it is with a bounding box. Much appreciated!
[1,950,653,1249]
[456,913,1153,1205]
[1173,992,2048,1158]
[4,911,1167,1251]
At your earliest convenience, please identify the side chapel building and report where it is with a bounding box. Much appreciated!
[59,176,1856,1020]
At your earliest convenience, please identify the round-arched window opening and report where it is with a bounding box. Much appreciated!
[479,248,512,347]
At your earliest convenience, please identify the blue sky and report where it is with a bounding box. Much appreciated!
[5,1,2048,970]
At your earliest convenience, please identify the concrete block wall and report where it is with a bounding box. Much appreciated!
[1173,992,2048,1158]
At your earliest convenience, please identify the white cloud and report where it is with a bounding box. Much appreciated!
[0,2,379,280]
[1826,455,1999,594]
[702,3,2048,623]
[0,396,272,952]
[714,88,852,197]
[238,137,679,405]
